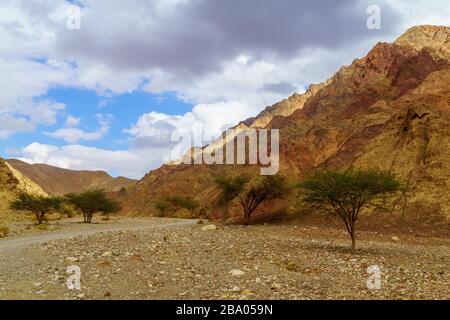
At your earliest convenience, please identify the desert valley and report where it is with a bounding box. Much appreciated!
[0,25,449,300]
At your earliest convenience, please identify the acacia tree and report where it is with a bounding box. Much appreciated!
[238,175,288,225]
[298,168,402,251]
[214,175,250,216]
[65,190,119,223]
[10,192,62,225]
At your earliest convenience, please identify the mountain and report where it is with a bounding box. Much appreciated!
[0,158,47,222]
[118,25,450,228]
[6,159,135,196]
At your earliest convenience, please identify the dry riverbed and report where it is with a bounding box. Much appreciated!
[0,218,448,300]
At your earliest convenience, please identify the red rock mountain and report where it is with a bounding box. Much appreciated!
[118,26,450,228]
[6,159,135,195]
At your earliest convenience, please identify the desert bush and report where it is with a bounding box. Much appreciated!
[0,225,9,237]
[60,204,77,218]
[214,175,250,216]
[10,192,62,225]
[215,174,288,225]
[65,190,120,223]
[174,208,192,219]
[165,195,200,217]
[298,168,402,250]
[238,175,288,225]
[154,201,170,217]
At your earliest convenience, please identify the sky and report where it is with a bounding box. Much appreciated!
[0,0,449,178]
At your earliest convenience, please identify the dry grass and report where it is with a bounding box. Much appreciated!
[0,225,9,237]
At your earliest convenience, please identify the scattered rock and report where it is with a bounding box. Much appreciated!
[101,251,112,257]
[201,224,218,231]
[76,293,85,299]
[240,289,255,295]
[391,236,400,242]
[229,269,245,277]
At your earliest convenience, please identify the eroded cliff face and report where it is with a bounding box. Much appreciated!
[119,26,450,227]
[0,158,47,221]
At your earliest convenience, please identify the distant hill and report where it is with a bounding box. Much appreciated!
[6,159,135,196]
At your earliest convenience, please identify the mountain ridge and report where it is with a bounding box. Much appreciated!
[6,159,135,196]
[117,25,450,230]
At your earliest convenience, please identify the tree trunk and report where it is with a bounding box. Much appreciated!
[351,234,356,251]
[350,220,357,251]
[243,210,250,226]
[36,213,43,225]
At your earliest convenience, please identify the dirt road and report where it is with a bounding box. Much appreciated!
[0,218,198,251]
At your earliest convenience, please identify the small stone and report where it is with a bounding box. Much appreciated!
[65,257,78,263]
[240,289,255,295]
[230,269,245,277]
[232,286,241,292]
[201,224,218,231]
[101,251,112,257]
[104,290,111,297]
[271,283,282,290]
[33,282,43,287]
[76,293,85,299]
[391,236,399,242]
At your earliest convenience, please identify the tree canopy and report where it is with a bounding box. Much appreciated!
[298,168,402,250]
[10,192,62,224]
[65,189,120,223]
[215,174,288,225]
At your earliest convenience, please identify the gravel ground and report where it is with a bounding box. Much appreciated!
[0,218,448,300]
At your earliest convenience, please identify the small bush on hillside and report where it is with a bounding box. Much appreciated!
[165,195,200,217]
[154,201,170,217]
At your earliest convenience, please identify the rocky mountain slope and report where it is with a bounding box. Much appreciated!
[119,25,450,228]
[0,158,48,222]
[6,159,135,196]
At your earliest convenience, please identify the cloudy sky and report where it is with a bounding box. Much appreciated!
[0,0,448,178]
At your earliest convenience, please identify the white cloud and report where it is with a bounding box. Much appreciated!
[0,114,35,139]
[65,115,81,127]
[44,114,111,143]
[2,0,450,178]
[18,143,149,179]
[126,101,256,151]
